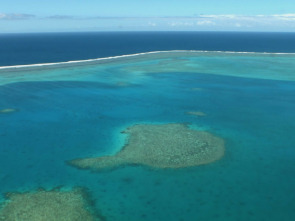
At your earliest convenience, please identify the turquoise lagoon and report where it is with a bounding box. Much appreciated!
[0,51,295,220]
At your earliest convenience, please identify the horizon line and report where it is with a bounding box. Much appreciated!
[1,30,295,35]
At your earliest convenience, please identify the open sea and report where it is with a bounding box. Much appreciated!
[0,32,295,221]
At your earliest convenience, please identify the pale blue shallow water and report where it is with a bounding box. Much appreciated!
[0,52,295,221]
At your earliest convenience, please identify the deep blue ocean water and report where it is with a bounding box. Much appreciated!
[1,32,295,66]
[0,32,295,221]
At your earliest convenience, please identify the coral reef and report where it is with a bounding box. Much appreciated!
[187,111,207,117]
[68,123,225,170]
[0,188,103,221]
[0,108,17,114]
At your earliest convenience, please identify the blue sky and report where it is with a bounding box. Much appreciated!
[1,0,295,32]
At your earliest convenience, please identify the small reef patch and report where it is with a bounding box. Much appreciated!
[115,81,131,87]
[0,108,17,114]
[187,111,207,117]
[0,187,104,221]
[68,123,225,170]
[191,87,203,91]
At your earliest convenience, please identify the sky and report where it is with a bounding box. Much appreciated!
[0,0,295,33]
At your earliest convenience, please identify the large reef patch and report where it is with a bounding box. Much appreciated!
[0,187,103,221]
[68,123,225,170]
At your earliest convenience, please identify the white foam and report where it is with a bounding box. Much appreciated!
[0,50,294,70]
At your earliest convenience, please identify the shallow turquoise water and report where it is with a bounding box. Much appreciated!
[0,52,295,220]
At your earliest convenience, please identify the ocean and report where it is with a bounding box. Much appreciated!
[1,32,295,66]
[0,32,295,221]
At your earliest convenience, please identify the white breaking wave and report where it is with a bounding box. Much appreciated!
[0,50,294,70]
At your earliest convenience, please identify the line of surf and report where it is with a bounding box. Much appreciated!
[1,50,295,70]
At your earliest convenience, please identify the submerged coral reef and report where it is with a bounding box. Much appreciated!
[0,108,17,114]
[68,123,225,171]
[187,111,207,116]
[0,188,103,221]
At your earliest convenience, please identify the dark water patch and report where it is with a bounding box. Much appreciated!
[1,32,295,66]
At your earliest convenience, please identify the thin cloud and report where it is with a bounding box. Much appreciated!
[1,13,294,31]
[198,14,238,19]
[46,15,75,19]
[2,13,294,22]
[0,13,35,20]
[197,20,216,26]
[196,14,295,21]
[272,14,295,21]
[192,14,295,29]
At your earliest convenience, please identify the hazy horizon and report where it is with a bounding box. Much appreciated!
[1,0,295,33]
